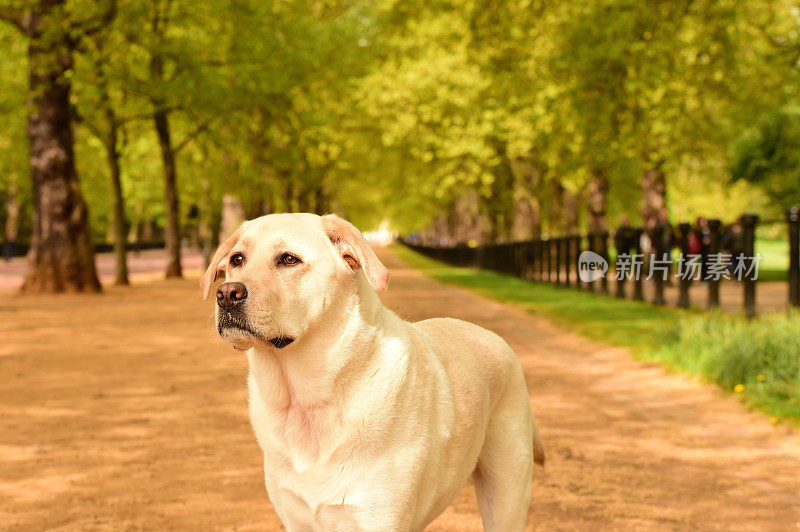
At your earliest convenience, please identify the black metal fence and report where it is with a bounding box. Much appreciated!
[403,208,800,318]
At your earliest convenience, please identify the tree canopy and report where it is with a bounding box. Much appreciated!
[1,0,798,266]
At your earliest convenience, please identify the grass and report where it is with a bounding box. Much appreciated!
[756,235,790,282]
[651,313,800,420]
[392,243,800,423]
[391,244,680,352]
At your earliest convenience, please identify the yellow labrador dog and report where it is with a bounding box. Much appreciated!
[201,213,544,531]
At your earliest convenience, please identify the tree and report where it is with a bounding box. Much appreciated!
[730,108,800,208]
[148,0,184,278]
[0,0,114,292]
[76,35,134,285]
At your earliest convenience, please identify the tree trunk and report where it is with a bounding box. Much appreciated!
[105,116,128,285]
[4,175,21,261]
[428,215,450,244]
[198,175,216,267]
[640,166,666,223]
[547,179,563,236]
[89,55,129,285]
[128,202,142,245]
[587,169,608,232]
[510,192,541,241]
[313,186,327,215]
[141,218,155,243]
[23,5,100,292]
[219,194,245,241]
[509,157,542,240]
[448,190,483,243]
[153,108,182,278]
[562,188,580,233]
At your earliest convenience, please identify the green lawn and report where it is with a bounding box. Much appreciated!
[392,244,800,423]
[756,236,790,282]
[391,244,681,352]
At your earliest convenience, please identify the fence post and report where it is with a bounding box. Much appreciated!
[564,236,572,288]
[555,238,562,285]
[788,207,800,308]
[652,224,666,305]
[740,213,759,319]
[707,219,721,309]
[599,231,610,295]
[522,244,529,279]
[677,222,691,309]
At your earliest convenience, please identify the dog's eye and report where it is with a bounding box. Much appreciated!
[279,253,301,266]
[230,253,244,267]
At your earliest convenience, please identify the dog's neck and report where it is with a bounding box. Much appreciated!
[248,272,388,411]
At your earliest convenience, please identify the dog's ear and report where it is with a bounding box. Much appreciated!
[322,214,389,292]
[200,225,245,300]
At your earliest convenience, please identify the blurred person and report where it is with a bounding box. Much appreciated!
[722,217,745,274]
[684,217,705,285]
[653,208,676,283]
[614,214,637,255]
[695,217,711,280]
[614,214,638,295]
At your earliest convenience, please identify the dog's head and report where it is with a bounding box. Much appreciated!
[200,213,388,351]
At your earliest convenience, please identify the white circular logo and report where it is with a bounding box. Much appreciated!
[578,251,608,282]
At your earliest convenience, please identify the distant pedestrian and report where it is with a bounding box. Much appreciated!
[614,215,638,296]
[614,214,637,256]
[654,208,676,283]
[683,218,705,285]
[722,217,745,274]
[695,217,711,279]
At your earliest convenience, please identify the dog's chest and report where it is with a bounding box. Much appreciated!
[248,383,371,516]
[256,411,365,525]
[249,380,344,470]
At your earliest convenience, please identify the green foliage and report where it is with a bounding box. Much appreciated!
[1,0,799,243]
[730,107,800,209]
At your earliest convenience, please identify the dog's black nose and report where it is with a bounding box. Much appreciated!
[216,282,248,310]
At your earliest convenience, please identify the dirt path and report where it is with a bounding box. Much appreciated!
[1,247,799,531]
